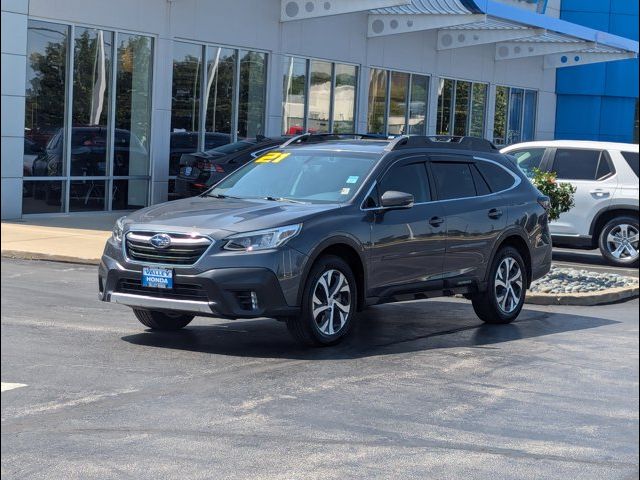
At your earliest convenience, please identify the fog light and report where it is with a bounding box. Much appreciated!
[250,291,258,310]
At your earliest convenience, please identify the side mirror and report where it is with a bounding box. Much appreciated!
[380,190,414,209]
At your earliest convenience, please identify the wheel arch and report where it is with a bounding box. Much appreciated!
[297,235,367,311]
[487,229,533,288]
[589,205,639,246]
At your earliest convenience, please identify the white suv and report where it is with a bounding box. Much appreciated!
[501,141,639,267]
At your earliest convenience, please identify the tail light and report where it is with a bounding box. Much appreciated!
[537,195,551,211]
[214,164,225,173]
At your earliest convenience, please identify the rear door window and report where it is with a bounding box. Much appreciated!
[621,151,639,177]
[551,149,603,180]
[431,162,477,200]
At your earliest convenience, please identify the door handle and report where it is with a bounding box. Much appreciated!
[488,208,503,219]
[429,216,444,227]
[590,189,610,198]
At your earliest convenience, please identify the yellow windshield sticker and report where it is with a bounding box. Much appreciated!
[255,152,290,164]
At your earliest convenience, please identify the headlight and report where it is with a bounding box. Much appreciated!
[224,224,302,252]
[112,216,127,244]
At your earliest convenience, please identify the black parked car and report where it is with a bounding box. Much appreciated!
[173,135,286,198]
[100,134,552,346]
[173,134,383,198]
[168,131,231,178]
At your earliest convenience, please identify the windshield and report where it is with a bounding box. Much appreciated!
[205,140,256,155]
[208,150,379,203]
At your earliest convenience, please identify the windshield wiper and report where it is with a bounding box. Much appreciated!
[264,196,308,204]
[205,193,242,199]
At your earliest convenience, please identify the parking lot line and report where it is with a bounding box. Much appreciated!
[1,382,27,392]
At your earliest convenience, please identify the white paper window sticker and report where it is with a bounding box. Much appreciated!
[340,187,351,195]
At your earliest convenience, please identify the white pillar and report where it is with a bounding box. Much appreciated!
[1,0,28,219]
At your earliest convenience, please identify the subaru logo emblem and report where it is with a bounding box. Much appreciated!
[150,233,172,249]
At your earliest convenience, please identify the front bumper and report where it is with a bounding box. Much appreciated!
[99,251,302,319]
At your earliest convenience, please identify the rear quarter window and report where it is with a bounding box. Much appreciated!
[476,161,516,192]
[621,151,639,177]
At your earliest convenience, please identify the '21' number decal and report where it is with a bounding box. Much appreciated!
[255,152,290,164]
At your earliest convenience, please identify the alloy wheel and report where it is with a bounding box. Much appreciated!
[312,269,351,336]
[494,257,523,314]
[606,224,639,261]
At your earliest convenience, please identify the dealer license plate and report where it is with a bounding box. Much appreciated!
[142,267,173,289]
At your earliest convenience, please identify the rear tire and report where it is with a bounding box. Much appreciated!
[286,255,357,347]
[133,309,194,331]
[598,216,639,268]
[472,247,526,324]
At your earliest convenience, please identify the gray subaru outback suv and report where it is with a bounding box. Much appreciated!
[99,135,552,346]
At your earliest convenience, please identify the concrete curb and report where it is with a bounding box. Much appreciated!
[526,285,639,306]
[1,250,100,266]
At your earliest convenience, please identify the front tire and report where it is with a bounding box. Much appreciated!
[598,216,639,268]
[472,247,526,324]
[133,309,194,331]
[286,255,357,347]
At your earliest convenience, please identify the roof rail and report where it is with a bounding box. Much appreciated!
[385,135,498,153]
[279,132,393,148]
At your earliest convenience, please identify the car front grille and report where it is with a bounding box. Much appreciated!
[125,231,212,265]
[116,278,209,301]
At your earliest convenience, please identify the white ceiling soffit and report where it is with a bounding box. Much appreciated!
[281,0,411,22]
[437,17,545,50]
[369,13,486,37]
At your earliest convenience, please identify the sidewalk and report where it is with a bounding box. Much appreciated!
[1,213,123,265]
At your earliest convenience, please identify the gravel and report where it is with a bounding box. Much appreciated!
[530,266,639,295]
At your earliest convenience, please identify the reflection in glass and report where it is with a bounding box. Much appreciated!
[171,42,201,134]
[522,90,537,141]
[454,80,470,136]
[388,72,409,135]
[493,86,509,145]
[24,20,69,177]
[436,78,454,135]
[22,181,66,214]
[171,42,202,176]
[307,60,332,133]
[112,179,148,210]
[469,83,487,138]
[508,88,524,144]
[115,33,152,177]
[367,69,387,134]
[238,50,267,139]
[282,56,307,134]
[408,74,428,135]
[72,28,113,177]
[333,64,357,133]
[205,47,235,137]
[69,179,106,211]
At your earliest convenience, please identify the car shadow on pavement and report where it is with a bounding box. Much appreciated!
[121,299,619,360]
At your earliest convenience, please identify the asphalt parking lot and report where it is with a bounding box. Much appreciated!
[1,258,638,480]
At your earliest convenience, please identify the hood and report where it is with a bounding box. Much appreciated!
[124,196,341,238]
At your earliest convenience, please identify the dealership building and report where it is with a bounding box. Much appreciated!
[1,0,638,219]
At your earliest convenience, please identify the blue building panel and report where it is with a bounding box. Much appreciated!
[599,97,637,141]
[555,0,638,143]
[555,95,602,138]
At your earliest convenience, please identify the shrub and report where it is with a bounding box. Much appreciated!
[530,167,576,221]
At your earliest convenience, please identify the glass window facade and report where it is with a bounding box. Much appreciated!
[367,68,429,135]
[493,86,538,145]
[437,78,487,137]
[23,20,152,214]
[283,56,358,134]
[168,42,267,196]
